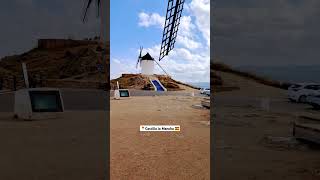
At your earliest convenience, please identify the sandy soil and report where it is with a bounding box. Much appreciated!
[213,71,320,180]
[110,95,210,180]
[0,111,107,180]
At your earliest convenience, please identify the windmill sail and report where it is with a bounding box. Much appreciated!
[136,46,143,68]
[82,0,101,23]
[159,0,185,61]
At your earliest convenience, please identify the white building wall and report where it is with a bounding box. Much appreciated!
[141,60,154,75]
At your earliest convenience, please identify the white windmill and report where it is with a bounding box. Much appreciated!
[136,47,155,75]
[136,47,169,76]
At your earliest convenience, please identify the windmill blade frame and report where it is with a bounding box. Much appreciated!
[159,0,185,61]
[136,46,143,69]
[82,0,101,23]
[95,0,101,18]
[136,58,140,69]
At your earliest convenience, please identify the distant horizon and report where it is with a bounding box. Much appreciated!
[0,37,104,60]
[236,64,320,68]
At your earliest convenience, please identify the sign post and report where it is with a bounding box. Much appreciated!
[22,63,29,88]
[114,81,120,100]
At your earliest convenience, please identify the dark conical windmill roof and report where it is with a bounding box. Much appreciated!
[141,52,154,60]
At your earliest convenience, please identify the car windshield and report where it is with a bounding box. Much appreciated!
[304,85,315,89]
[304,85,320,90]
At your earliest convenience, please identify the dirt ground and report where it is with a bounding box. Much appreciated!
[110,95,210,180]
[0,111,107,180]
[213,71,320,180]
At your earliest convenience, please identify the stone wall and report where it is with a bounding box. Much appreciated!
[44,79,108,90]
[0,75,25,90]
[38,39,98,49]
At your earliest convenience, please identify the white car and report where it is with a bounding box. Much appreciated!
[287,84,304,101]
[306,95,320,109]
[200,88,210,95]
[204,89,210,96]
[288,84,320,103]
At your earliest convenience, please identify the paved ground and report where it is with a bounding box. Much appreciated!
[212,71,320,180]
[0,92,14,112]
[213,95,317,115]
[0,111,108,180]
[110,96,210,179]
[110,89,207,97]
[0,89,206,112]
[0,88,109,179]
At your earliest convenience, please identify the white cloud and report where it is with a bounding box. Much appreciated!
[178,16,195,37]
[176,35,202,49]
[139,44,210,83]
[113,59,121,64]
[189,0,210,46]
[138,12,164,28]
[110,58,138,79]
[175,16,203,49]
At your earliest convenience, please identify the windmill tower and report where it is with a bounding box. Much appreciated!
[136,47,155,75]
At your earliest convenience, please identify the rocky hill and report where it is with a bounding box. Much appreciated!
[211,62,291,92]
[0,40,109,90]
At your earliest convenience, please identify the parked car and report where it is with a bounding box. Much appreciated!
[288,83,320,103]
[200,88,210,95]
[288,84,304,91]
[204,89,210,96]
[306,95,320,109]
[288,84,304,101]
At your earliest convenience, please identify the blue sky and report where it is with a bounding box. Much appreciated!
[110,0,166,56]
[110,0,210,83]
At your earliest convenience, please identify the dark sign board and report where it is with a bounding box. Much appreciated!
[29,91,63,112]
[119,89,130,97]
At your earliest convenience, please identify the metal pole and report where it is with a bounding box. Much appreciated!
[154,60,170,77]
